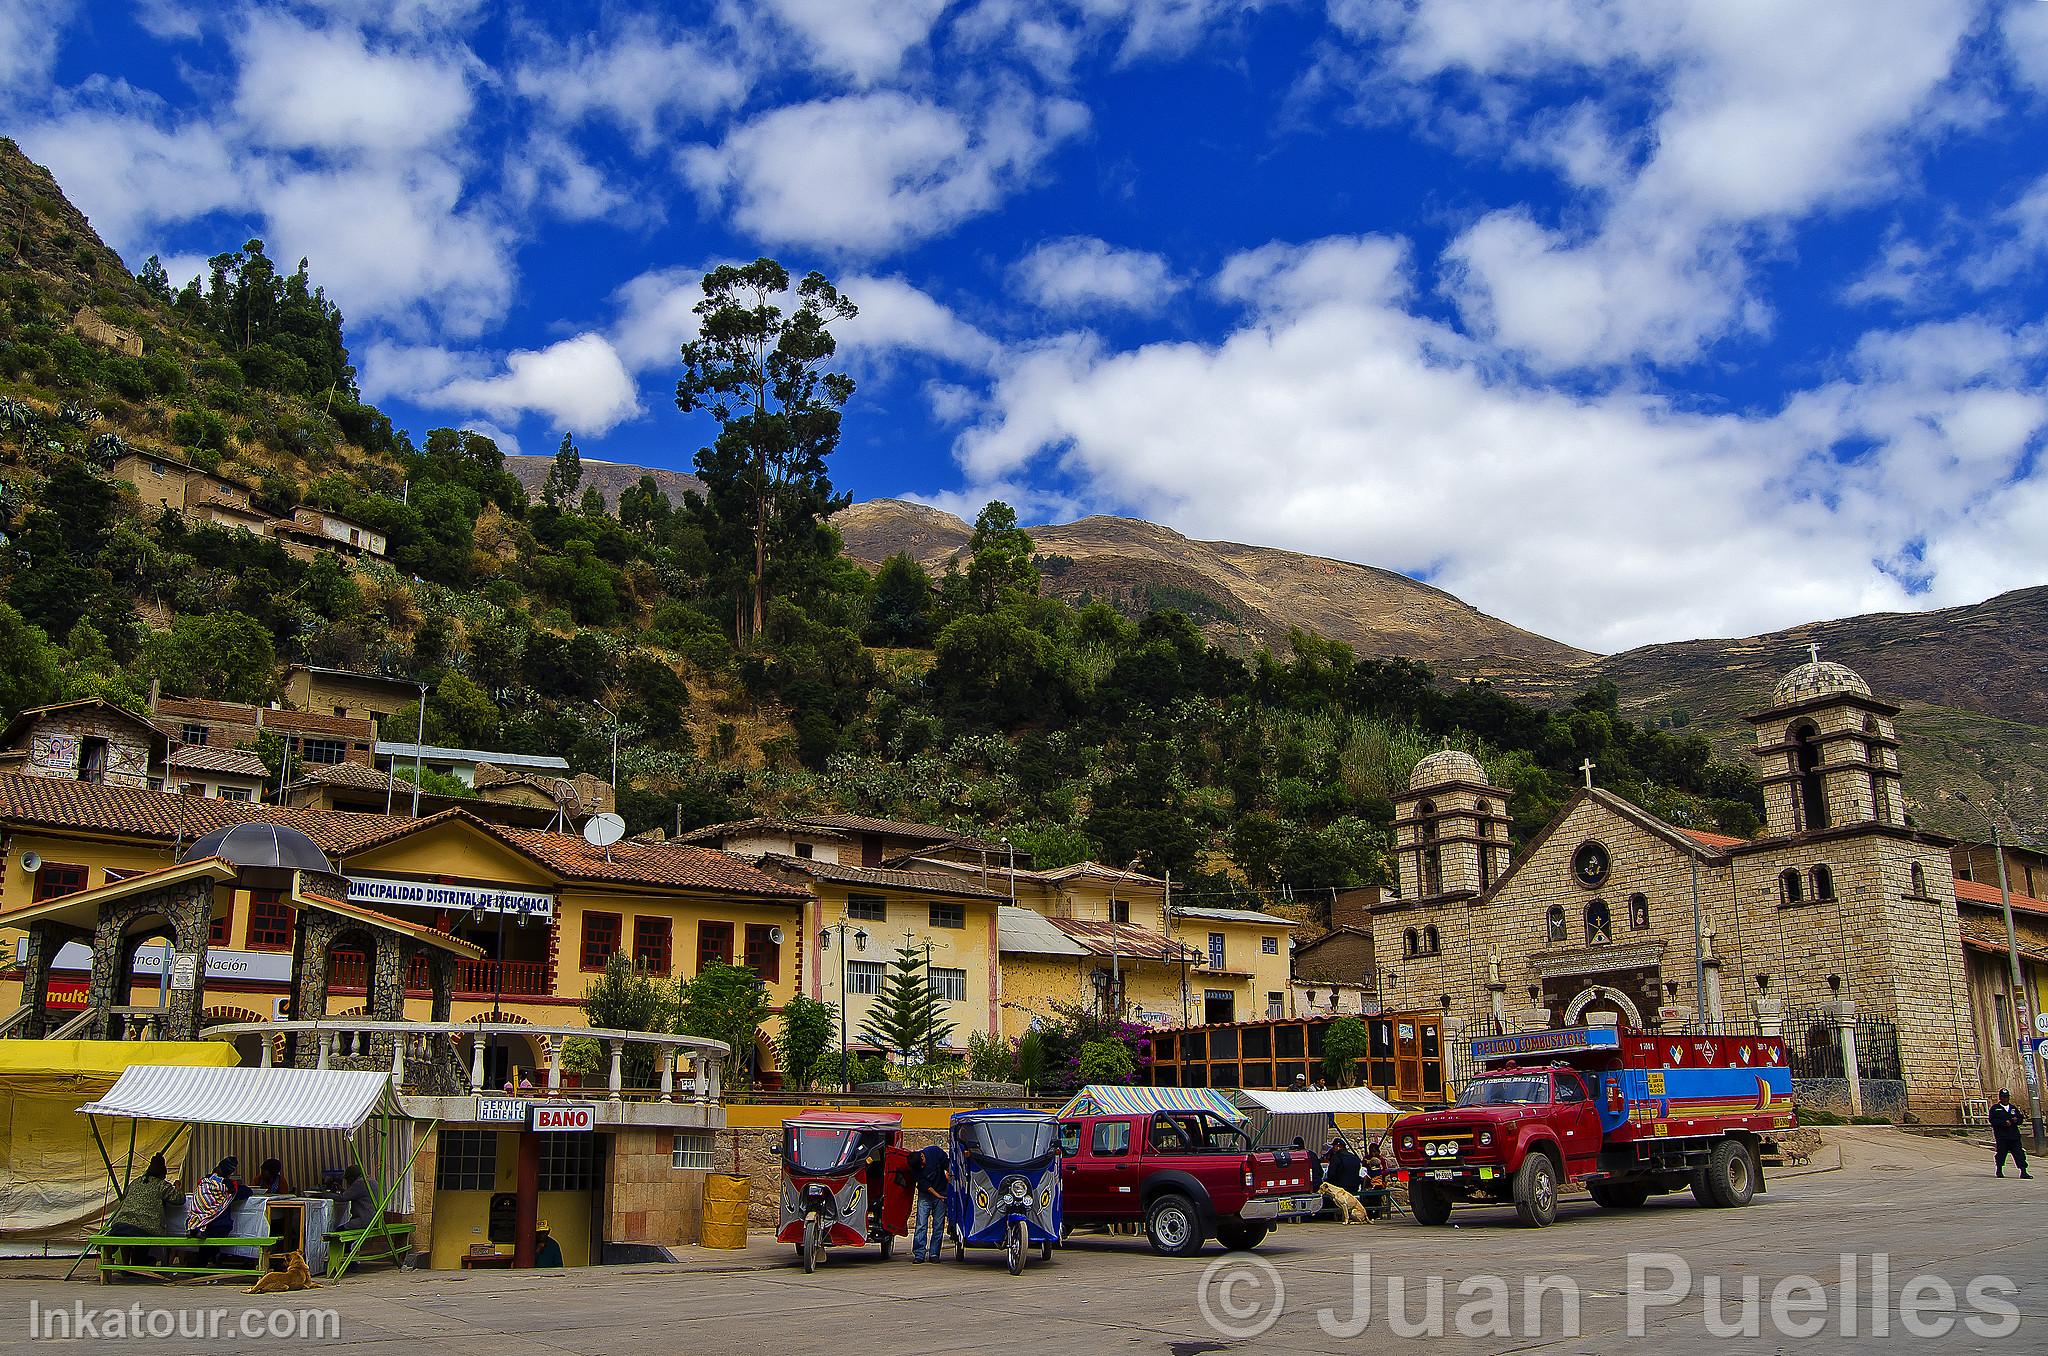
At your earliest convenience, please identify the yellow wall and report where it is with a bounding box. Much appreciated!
[425,1131,596,1269]
[806,881,1000,1051]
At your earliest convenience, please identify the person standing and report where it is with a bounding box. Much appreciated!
[910,1143,948,1263]
[1990,1089,2032,1178]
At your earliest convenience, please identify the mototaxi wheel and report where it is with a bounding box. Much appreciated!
[1006,1219,1026,1276]
[800,1217,820,1274]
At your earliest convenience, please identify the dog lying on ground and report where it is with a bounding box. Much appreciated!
[246,1251,314,1294]
[1320,1181,1372,1224]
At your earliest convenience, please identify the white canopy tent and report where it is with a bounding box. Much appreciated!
[1234,1087,1403,1152]
[79,1066,431,1276]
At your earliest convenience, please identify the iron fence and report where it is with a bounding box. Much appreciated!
[1783,1007,1903,1082]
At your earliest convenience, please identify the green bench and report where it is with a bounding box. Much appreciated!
[87,1233,282,1283]
[324,1221,414,1277]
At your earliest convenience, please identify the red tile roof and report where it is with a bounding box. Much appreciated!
[1954,876,2048,918]
[1679,827,1749,850]
[492,825,808,896]
[757,854,1007,900]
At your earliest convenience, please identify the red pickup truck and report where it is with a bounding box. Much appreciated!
[1057,1109,1321,1255]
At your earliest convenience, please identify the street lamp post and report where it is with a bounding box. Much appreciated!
[1960,792,2046,1149]
[409,681,428,817]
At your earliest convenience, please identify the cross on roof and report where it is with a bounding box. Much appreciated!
[1808,642,1821,664]
[1580,758,1596,789]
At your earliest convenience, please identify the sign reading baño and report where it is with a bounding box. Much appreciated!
[529,1103,596,1132]
[346,875,554,921]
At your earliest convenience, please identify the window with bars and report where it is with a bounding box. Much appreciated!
[697,920,734,970]
[847,960,885,995]
[743,923,780,982]
[928,967,967,1002]
[929,902,965,929]
[435,1129,498,1191]
[179,722,209,746]
[633,916,672,975]
[248,890,293,950]
[208,898,235,947]
[32,864,88,902]
[1261,935,1278,954]
[539,1133,600,1191]
[1207,933,1226,969]
[846,893,886,921]
[581,912,621,970]
[671,1132,716,1169]
[1109,899,1130,924]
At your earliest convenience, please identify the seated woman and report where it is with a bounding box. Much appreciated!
[251,1159,290,1194]
[185,1157,251,1262]
[104,1153,182,1265]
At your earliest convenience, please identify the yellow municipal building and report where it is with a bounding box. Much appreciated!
[0,782,1295,1080]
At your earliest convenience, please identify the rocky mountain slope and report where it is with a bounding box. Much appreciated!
[505,455,703,511]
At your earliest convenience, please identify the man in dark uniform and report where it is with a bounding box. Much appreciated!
[1990,1088,2031,1178]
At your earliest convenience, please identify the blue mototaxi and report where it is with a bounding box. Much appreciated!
[946,1109,1062,1274]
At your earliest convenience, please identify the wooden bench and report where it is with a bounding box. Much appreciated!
[323,1221,414,1277]
[1356,1185,1392,1220]
[88,1233,282,1284]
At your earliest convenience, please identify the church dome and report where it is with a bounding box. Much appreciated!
[180,822,332,872]
[1771,658,1871,706]
[1409,748,1486,790]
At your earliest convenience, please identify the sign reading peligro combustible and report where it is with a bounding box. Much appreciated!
[529,1103,596,1133]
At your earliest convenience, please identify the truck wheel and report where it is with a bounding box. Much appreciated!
[1690,1166,1715,1207]
[1702,1141,1756,1207]
[1408,1180,1453,1226]
[1215,1222,1269,1251]
[1588,1181,1651,1210]
[1145,1194,1206,1257]
[1512,1155,1559,1228]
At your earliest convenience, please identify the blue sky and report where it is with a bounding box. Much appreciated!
[7,1,2047,652]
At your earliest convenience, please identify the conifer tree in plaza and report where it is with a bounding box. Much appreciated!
[857,942,955,1062]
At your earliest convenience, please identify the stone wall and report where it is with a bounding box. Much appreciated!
[726,1125,947,1228]
[603,1128,706,1255]
[19,710,154,787]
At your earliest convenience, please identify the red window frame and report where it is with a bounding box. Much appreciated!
[697,920,734,971]
[209,896,236,947]
[246,889,295,951]
[581,911,622,971]
[32,864,88,902]
[743,923,780,983]
[633,916,673,976]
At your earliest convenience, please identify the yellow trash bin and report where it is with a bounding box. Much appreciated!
[701,1174,750,1250]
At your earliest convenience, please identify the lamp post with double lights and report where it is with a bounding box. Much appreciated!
[819,918,870,1089]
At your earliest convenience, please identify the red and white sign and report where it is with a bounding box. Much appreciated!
[529,1103,596,1133]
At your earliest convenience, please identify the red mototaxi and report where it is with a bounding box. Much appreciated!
[777,1111,913,1262]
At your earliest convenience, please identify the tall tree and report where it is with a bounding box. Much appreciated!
[857,943,954,1062]
[542,432,583,509]
[675,258,856,643]
[965,501,1040,611]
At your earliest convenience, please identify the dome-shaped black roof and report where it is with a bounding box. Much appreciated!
[181,822,332,872]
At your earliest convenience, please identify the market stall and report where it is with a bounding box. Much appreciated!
[1054,1085,1247,1120]
[1234,1086,1402,1151]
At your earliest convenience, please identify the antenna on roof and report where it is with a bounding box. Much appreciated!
[583,811,626,863]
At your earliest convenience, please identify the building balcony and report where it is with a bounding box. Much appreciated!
[327,951,552,999]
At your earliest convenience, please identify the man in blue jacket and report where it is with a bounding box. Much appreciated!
[910,1143,949,1262]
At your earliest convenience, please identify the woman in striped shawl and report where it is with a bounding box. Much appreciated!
[185,1157,250,1261]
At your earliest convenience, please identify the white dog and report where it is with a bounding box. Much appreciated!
[1320,1180,1371,1224]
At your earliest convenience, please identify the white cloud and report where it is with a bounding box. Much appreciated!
[608,266,710,372]
[953,0,1257,78]
[433,333,643,434]
[504,132,635,224]
[953,235,2048,651]
[1338,0,1977,369]
[357,340,486,404]
[0,0,76,100]
[2005,0,2048,93]
[514,17,750,153]
[1013,236,1182,313]
[233,14,473,153]
[839,276,1000,367]
[681,88,1088,254]
[1214,235,1410,313]
[763,0,949,83]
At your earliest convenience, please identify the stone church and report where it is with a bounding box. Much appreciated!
[1369,654,1978,1119]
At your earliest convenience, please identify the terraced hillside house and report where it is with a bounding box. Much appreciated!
[1371,654,1983,1121]
[0,776,810,1082]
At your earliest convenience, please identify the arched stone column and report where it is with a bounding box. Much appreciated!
[86,878,216,1041]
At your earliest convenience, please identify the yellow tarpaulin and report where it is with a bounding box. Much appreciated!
[0,1041,239,1250]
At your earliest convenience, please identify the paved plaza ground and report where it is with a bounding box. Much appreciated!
[0,1127,2038,1354]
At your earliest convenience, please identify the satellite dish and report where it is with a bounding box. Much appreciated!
[582,813,627,848]
[768,925,784,946]
[19,851,41,874]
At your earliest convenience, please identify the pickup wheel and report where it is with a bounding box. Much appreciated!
[1408,1179,1453,1226]
[1512,1154,1559,1228]
[1588,1181,1651,1210]
[1145,1193,1206,1257]
[1702,1141,1756,1207]
[1215,1222,1269,1251]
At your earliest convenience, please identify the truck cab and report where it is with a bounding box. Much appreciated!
[1391,1025,1792,1228]
[1057,1109,1320,1256]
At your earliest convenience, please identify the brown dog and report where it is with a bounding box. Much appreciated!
[1320,1181,1371,1224]
[246,1251,314,1294]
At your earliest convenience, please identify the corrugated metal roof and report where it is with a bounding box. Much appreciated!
[759,854,1007,900]
[1049,917,1201,963]
[1173,906,1298,926]
[998,905,1089,956]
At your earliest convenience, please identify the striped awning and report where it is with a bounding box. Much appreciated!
[79,1065,403,1133]
[1055,1084,1246,1121]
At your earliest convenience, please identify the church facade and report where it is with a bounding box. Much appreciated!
[1370,656,1979,1119]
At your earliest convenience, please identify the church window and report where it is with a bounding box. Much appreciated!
[1423,847,1442,896]
[1403,927,1419,959]
[1545,903,1567,944]
[1809,865,1835,902]
[1789,721,1828,832]
[1585,899,1612,945]
[1418,800,1437,839]
[1909,862,1926,896]
[1479,847,1494,893]
[1779,869,1804,906]
[1421,925,1440,956]
[1628,894,1649,930]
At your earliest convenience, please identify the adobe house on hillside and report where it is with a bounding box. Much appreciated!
[69,305,142,356]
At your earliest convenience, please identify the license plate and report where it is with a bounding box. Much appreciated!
[1477,1167,1496,1181]
[1430,1170,1458,1181]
